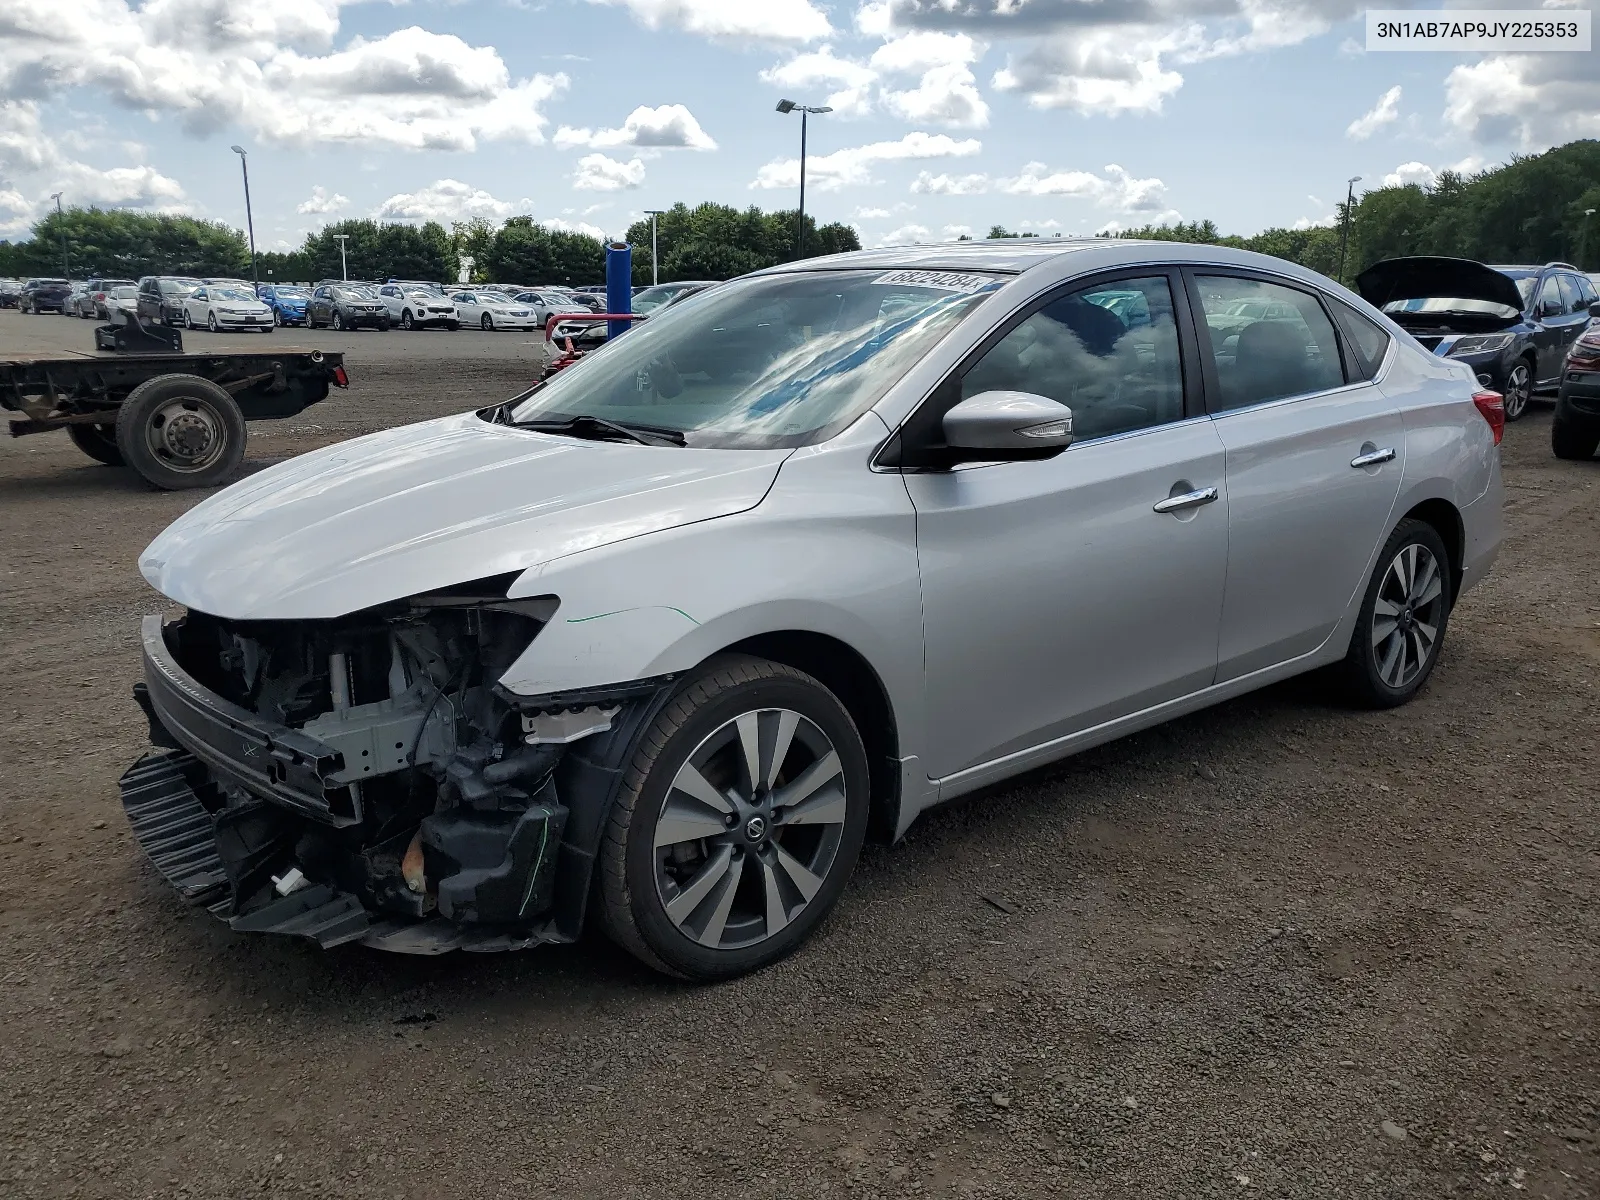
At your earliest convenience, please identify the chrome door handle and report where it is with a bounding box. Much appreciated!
[1350,447,1397,468]
[1152,486,1219,514]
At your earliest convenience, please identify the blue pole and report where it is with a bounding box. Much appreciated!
[606,242,632,341]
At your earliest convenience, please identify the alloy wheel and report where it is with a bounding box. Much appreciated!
[653,708,849,951]
[206,312,217,333]
[1371,542,1446,690]
[1503,362,1532,421]
[332,311,344,331]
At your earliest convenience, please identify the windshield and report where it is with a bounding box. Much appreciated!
[160,280,198,293]
[275,287,308,298]
[1383,296,1520,318]
[334,288,373,300]
[212,289,254,302]
[508,268,1001,449]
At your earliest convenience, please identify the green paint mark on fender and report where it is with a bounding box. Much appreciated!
[566,605,700,627]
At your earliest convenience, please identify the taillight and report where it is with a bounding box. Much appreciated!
[1472,388,1504,445]
[1570,333,1600,371]
[332,365,349,387]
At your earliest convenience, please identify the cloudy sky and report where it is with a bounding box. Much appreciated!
[0,0,1594,250]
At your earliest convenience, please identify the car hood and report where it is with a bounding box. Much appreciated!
[1356,257,1526,315]
[140,411,790,620]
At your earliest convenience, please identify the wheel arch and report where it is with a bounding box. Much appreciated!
[719,629,902,843]
[1399,496,1464,600]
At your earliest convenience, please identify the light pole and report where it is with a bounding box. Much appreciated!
[1582,208,1596,271]
[230,146,258,289]
[776,99,832,259]
[1337,175,1362,284]
[333,234,350,281]
[643,209,665,286]
[49,191,68,277]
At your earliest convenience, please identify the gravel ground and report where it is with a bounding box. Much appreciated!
[0,308,1595,1199]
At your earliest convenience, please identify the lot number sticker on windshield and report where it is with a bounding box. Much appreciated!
[873,270,995,293]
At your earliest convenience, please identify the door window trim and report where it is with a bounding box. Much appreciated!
[874,265,1204,471]
[1179,266,1372,417]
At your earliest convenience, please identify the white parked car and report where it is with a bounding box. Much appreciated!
[183,285,274,333]
[103,285,140,324]
[509,290,590,328]
[375,284,461,331]
[451,290,539,331]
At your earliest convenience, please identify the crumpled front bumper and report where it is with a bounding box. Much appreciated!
[123,615,569,955]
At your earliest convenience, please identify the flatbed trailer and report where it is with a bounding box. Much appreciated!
[1,332,348,489]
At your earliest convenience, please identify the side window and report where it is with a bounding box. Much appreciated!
[1558,275,1584,315]
[1536,276,1563,317]
[193,288,206,300]
[1328,296,1392,381]
[960,275,1185,443]
[1194,275,1345,411]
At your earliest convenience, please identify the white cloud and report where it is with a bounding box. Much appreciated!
[1291,214,1337,230]
[0,2,569,152]
[1346,85,1401,140]
[855,2,891,36]
[296,185,349,215]
[554,104,717,151]
[911,170,990,195]
[541,217,609,240]
[573,153,647,191]
[583,0,831,43]
[0,100,186,236]
[997,162,1169,212]
[876,222,931,246]
[752,131,980,191]
[991,27,1195,116]
[374,179,533,223]
[1383,161,1437,189]
[760,46,877,117]
[1020,218,1062,229]
[941,223,973,238]
[1444,54,1600,148]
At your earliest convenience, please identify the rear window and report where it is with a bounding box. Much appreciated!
[1330,297,1393,380]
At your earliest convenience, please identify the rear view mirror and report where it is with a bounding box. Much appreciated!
[942,391,1074,459]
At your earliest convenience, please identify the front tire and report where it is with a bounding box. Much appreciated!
[1502,359,1534,422]
[1337,519,1452,709]
[1552,403,1600,460]
[331,310,344,331]
[114,374,247,490]
[206,312,218,333]
[481,313,494,331]
[401,310,415,330]
[599,656,870,981]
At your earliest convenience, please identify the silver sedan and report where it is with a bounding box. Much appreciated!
[130,240,1503,980]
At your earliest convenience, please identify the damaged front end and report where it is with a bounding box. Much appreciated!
[121,586,660,954]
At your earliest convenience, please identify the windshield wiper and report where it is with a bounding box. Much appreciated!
[511,414,687,446]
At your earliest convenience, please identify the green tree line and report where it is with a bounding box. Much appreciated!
[0,201,862,288]
[1111,139,1600,281]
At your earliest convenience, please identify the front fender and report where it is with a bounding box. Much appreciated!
[497,411,927,773]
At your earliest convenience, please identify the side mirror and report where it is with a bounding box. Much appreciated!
[942,391,1074,459]
[1589,301,1600,319]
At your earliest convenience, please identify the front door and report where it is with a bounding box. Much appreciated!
[1186,271,1404,680]
[903,272,1229,781]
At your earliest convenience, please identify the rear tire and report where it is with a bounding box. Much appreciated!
[1337,519,1453,709]
[114,374,247,490]
[67,423,123,466]
[1551,406,1600,460]
[598,656,870,981]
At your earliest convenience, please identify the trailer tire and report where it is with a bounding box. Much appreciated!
[68,423,124,466]
[115,374,247,490]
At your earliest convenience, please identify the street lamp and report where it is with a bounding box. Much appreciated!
[1582,207,1596,271]
[49,191,67,278]
[775,99,832,259]
[643,209,665,286]
[1337,175,1362,284]
[230,146,259,290]
[333,234,350,281]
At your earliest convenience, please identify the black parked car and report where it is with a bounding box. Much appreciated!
[307,284,390,331]
[1358,258,1598,421]
[20,278,72,314]
[0,279,22,308]
[1552,324,1600,460]
[137,276,203,326]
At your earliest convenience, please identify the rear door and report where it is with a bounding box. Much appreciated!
[1186,269,1404,681]
[1530,275,1571,383]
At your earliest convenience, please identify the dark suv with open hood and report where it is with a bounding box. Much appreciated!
[1358,258,1599,422]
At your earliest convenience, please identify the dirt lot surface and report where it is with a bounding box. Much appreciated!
[0,308,1595,1199]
